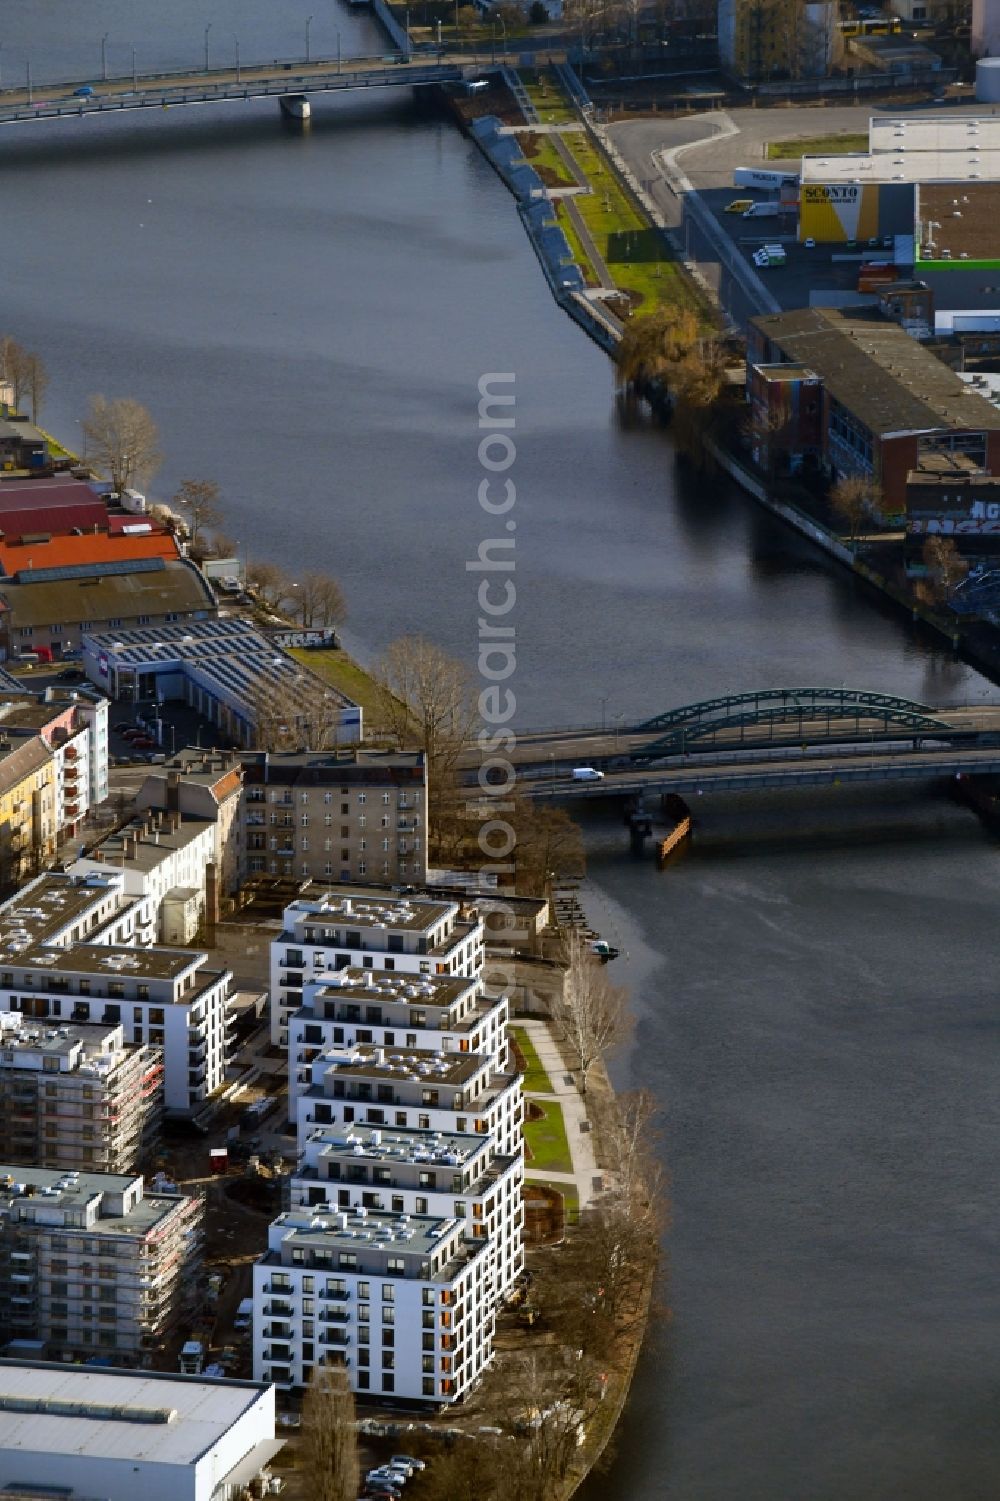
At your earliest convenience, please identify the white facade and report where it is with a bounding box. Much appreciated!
[271,887,485,1046]
[0,1363,280,1501]
[291,1122,524,1301]
[69,810,217,944]
[287,967,509,1122]
[253,1207,495,1402]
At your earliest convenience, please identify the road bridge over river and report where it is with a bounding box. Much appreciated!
[0,53,479,129]
[460,689,1000,799]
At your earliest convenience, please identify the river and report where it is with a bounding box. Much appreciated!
[4,8,1000,1498]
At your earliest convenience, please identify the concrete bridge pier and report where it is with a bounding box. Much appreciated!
[279,95,311,120]
[628,808,653,853]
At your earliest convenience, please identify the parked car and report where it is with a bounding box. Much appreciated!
[58,667,83,681]
[391,1456,425,1472]
[131,736,156,749]
[73,85,95,97]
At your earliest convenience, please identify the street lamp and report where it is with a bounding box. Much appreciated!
[336,28,342,72]
[101,32,110,82]
[204,23,212,72]
[497,11,506,53]
[599,694,609,733]
[234,34,240,84]
[26,61,32,105]
[0,44,4,92]
[132,46,137,91]
[306,14,314,62]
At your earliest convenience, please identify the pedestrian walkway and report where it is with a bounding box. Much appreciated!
[518,1017,602,1209]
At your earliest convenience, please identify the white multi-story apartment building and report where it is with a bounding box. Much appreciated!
[0,1165,202,1362]
[271,887,485,1046]
[0,1012,163,1173]
[252,1206,495,1402]
[0,947,234,1115]
[296,1042,522,1160]
[0,871,234,1115]
[288,968,509,1122]
[291,1121,524,1301]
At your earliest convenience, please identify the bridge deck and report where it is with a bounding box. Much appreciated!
[0,55,473,126]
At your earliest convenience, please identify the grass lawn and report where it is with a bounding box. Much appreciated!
[568,135,707,316]
[523,1099,573,1174]
[766,132,869,159]
[518,69,577,124]
[511,1026,555,1095]
[516,130,578,188]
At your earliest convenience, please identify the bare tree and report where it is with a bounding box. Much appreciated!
[556,928,631,1097]
[82,396,161,496]
[247,559,295,613]
[173,479,222,552]
[830,472,876,547]
[23,353,49,425]
[922,534,969,603]
[291,570,347,630]
[301,1362,359,1501]
[0,338,30,414]
[374,636,474,778]
[207,531,238,560]
[511,797,585,896]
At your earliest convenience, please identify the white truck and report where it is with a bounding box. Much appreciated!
[742,201,781,218]
[733,167,798,190]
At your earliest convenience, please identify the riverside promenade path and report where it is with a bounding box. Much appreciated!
[518,1018,603,1210]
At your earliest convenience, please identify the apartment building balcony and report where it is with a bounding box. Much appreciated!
[319,1330,350,1348]
[264,1344,294,1362]
[265,1299,296,1317]
[319,1306,349,1325]
[320,1286,350,1302]
[263,1323,292,1339]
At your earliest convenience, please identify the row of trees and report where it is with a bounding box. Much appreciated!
[0,336,49,424]
[416,1088,665,1501]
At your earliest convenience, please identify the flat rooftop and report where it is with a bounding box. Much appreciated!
[917,181,1000,260]
[309,968,475,1009]
[320,1044,484,1087]
[288,888,457,935]
[0,1016,124,1067]
[13,943,202,982]
[0,1361,269,1465]
[304,1122,491,1168]
[0,1166,188,1236]
[271,1206,462,1260]
[0,874,123,953]
[802,149,1000,185]
[869,114,1000,155]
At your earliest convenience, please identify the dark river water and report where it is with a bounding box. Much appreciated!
[5,8,1000,1497]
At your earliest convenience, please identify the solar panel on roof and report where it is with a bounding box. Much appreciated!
[16,557,166,586]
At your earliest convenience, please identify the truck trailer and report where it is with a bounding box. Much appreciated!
[733,167,799,190]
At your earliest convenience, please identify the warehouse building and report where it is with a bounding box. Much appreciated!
[748,305,1000,512]
[0,1362,281,1501]
[82,616,361,749]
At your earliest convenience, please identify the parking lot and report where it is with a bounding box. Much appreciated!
[608,101,978,325]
